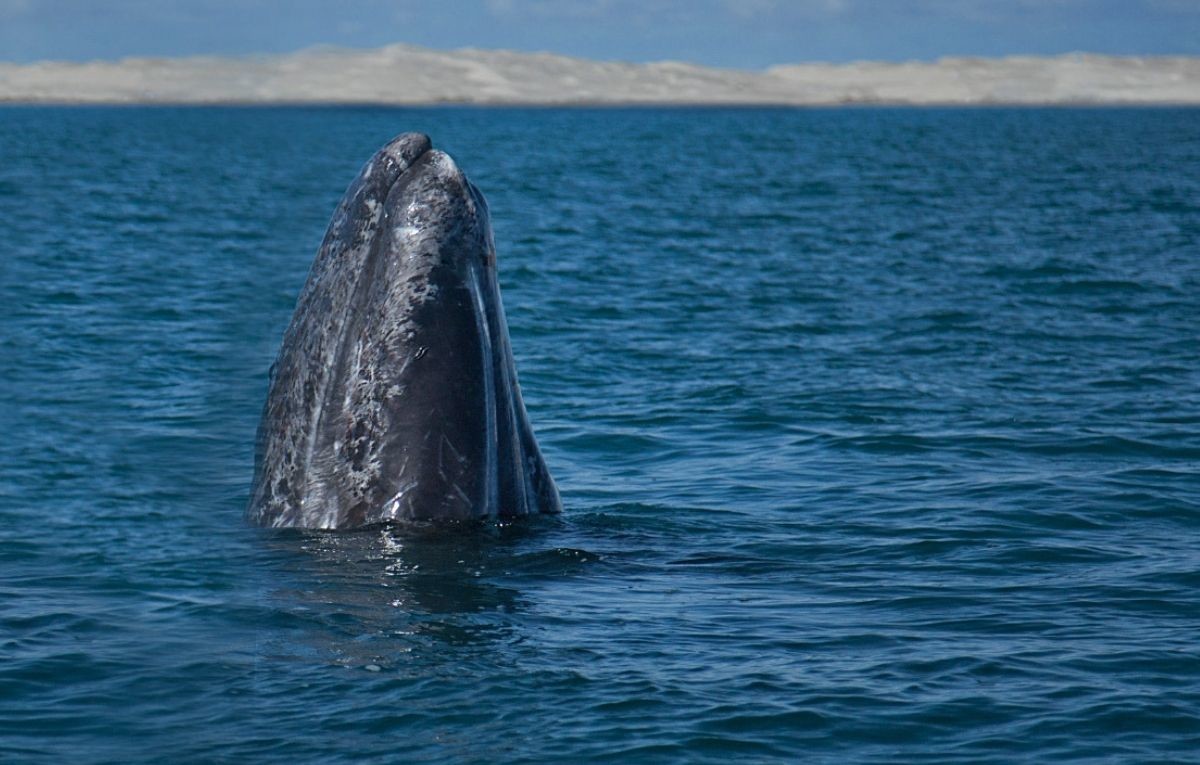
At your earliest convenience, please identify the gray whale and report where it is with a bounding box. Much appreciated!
[248,133,561,529]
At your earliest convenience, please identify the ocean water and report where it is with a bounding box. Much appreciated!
[2,106,1199,763]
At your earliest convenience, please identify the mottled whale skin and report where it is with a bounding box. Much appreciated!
[247,133,560,529]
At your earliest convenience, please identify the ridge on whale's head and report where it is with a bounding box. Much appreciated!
[248,133,560,530]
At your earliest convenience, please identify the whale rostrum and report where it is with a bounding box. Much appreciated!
[248,133,561,529]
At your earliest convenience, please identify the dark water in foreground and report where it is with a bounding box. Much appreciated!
[2,107,1199,763]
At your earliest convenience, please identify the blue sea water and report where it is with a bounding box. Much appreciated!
[1,106,1199,763]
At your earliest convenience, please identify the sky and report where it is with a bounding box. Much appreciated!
[0,0,1197,68]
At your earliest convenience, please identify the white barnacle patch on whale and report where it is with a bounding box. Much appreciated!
[393,223,424,247]
[363,197,382,224]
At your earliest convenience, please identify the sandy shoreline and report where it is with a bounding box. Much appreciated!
[1,45,1198,105]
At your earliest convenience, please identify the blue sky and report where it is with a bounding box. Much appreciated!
[0,0,1197,67]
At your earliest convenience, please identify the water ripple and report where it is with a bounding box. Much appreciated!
[2,106,1199,763]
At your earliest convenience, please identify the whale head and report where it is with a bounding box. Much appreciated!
[248,133,560,529]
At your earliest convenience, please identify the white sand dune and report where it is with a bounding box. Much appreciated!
[1,44,1197,105]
